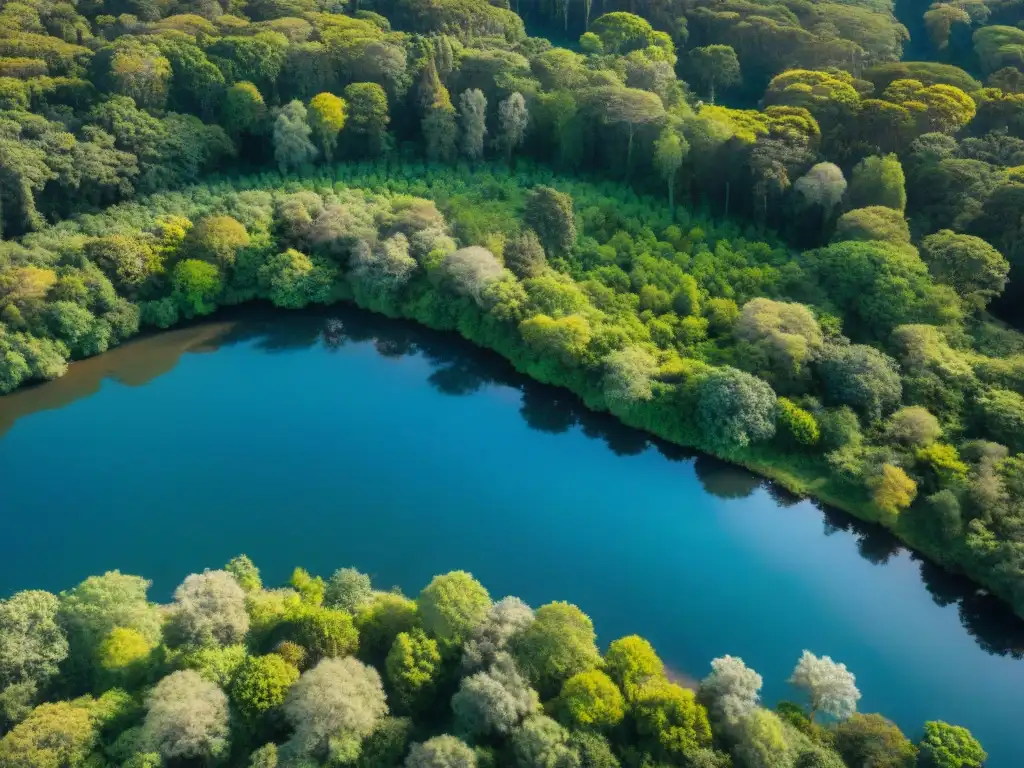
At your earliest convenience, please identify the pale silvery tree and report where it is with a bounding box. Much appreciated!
[351,234,418,292]
[603,346,658,406]
[452,652,539,737]
[698,655,763,730]
[788,650,861,721]
[141,670,230,761]
[168,570,249,648]
[497,92,528,164]
[442,247,505,306]
[282,657,388,759]
[459,89,487,162]
[462,597,535,673]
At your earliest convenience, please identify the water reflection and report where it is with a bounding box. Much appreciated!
[4,305,1024,659]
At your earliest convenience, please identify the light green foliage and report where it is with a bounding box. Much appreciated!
[291,606,359,662]
[975,388,1024,453]
[510,714,577,768]
[777,399,819,446]
[385,628,442,712]
[503,229,547,279]
[417,571,491,648]
[176,643,248,687]
[97,627,154,684]
[833,207,911,246]
[554,669,624,731]
[885,406,941,447]
[633,679,713,759]
[290,568,326,606]
[225,555,263,593]
[231,654,300,720]
[355,592,419,666]
[273,100,317,172]
[848,154,907,211]
[259,249,334,308]
[325,568,373,612]
[171,259,222,318]
[604,635,664,702]
[59,572,162,659]
[733,709,794,768]
[308,92,346,160]
[524,186,576,256]
[818,345,902,422]
[918,721,986,768]
[0,700,98,768]
[603,346,658,405]
[358,717,414,767]
[510,601,601,699]
[222,82,267,137]
[919,230,1009,309]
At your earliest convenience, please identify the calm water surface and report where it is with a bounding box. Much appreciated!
[1,307,1023,765]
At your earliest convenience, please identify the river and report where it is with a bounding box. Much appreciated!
[1,306,1022,764]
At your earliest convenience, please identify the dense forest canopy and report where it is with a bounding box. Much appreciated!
[2,0,1024,667]
[0,560,991,767]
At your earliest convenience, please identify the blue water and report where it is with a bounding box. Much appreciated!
[1,307,1022,764]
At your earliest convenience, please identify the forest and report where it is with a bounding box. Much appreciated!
[0,560,991,767]
[1,0,1024,640]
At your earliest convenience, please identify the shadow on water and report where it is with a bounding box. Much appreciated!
[4,304,1024,658]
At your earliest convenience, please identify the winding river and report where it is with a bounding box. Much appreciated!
[1,307,1022,764]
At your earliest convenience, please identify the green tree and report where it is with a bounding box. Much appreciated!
[0,591,67,690]
[221,82,268,138]
[459,89,487,162]
[325,568,373,613]
[918,721,986,768]
[524,186,576,256]
[688,45,741,104]
[417,571,491,649]
[497,92,528,165]
[385,629,442,712]
[818,344,902,422]
[186,216,250,270]
[919,230,1009,309]
[510,601,601,699]
[653,127,688,211]
[0,701,98,768]
[231,654,300,721]
[848,154,907,211]
[633,679,713,760]
[733,709,793,768]
[406,734,477,768]
[171,259,222,318]
[344,82,390,155]
[604,635,664,702]
[554,669,624,731]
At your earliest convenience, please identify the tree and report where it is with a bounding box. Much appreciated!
[510,601,601,699]
[406,734,477,768]
[554,669,624,731]
[171,259,222,318]
[283,657,388,759]
[594,87,666,174]
[918,721,986,768]
[422,65,457,163]
[416,572,491,651]
[221,82,268,138]
[976,389,1024,452]
[524,187,576,256]
[141,671,230,762]
[462,597,534,673]
[167,570,249,649]
[386,629,442,712]
[848,154,907,211]
[503,230,547,279]
[885,406,941,446]
[231,654,300,721]
[603,346,658,405]
[733,709,793,768]
[633,679,713,760]
[260,249,333,308]
[186,215,249,269]
[653,128,688,211]
[497,92,528,164]
[59,572,161,661]
[833,207,911,246]
[919,230,1009,309]
[590,12,661,55]
[441,248,505,305]
[698,656,762,730]
[358,717,414,768]
[452,652,539,737]
[777,398,820,446]
[97,627,154,685]
[0,591,67,690]
[510,714,577,768]
[325,568,373,613]
[85,235,160,293]
[604,635,664,702]
[689,46,741,104]
[835,713,918,768]
[292,606,359,662]
[789,650,860,721]
[0,701,97,768]
[344,82,389,155]
[794,163,847,229]
[274,100,317,172]
[354,593,418,667]
[735,298,824,388]
[225,555,262,593]
[818,345,902,422]
[696,367,777,450]
[459,89,487,162]
[308,92,347,161]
